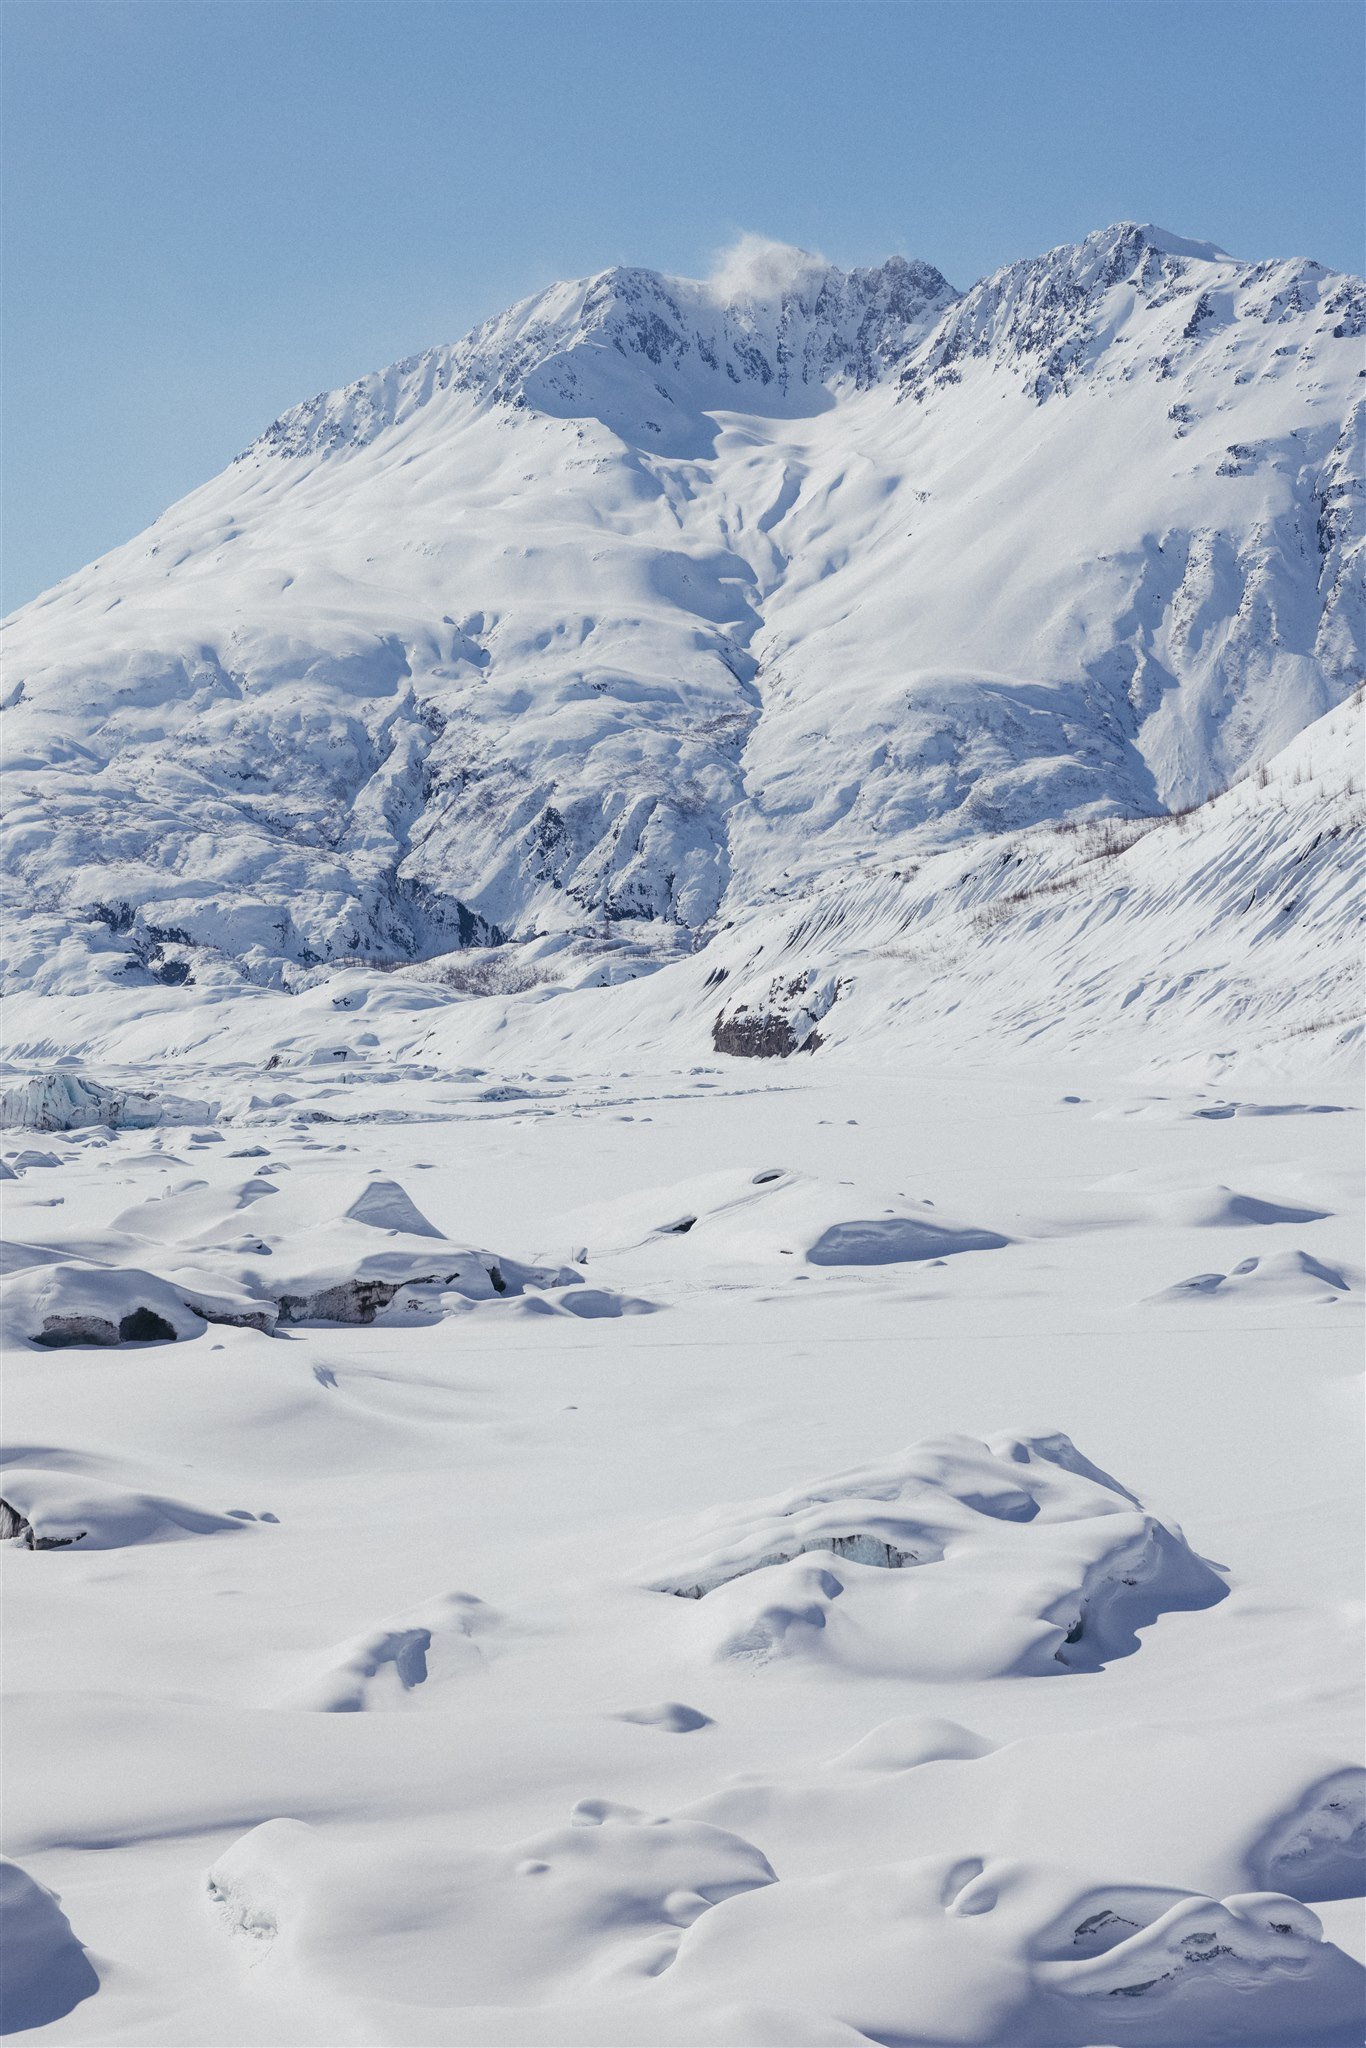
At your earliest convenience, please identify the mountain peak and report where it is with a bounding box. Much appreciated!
[474,248,958,451]
[901,219,1360,406]
[245,246,959,464]
[1107,220,1232,262]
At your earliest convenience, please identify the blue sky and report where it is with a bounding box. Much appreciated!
[4,0,1363,612]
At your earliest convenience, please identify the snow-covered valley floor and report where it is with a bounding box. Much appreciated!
[2,1052,1362,2045]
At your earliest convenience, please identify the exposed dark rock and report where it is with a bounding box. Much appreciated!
[663,1529,927,1598]
[32,1306,179,1347]
[0,1498,32,1543]
[712,1010,820,1059]
[0,1499,84,1550]
[193,1303,276,1334]
[274,1261,507,1323]
[276,1280,403,1325]
[33,1315,123,1348]
[89,901,135,934]
[713,970,840,1058]
[118,1307,179,1342]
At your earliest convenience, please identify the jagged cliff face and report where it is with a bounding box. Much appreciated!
[255,252,959,461]
[2,224,1362,992]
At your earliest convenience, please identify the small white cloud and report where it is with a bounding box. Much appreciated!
[706,232,831,304]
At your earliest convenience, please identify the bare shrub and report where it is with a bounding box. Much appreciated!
[420,951,552,997]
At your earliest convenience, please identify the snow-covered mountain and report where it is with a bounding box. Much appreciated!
[2,221,1362,1058]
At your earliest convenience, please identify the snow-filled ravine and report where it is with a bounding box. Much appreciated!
[1,1053,1362,2045]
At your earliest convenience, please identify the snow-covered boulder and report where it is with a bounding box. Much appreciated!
[0,1468,243,1550]
[665,1854,1343,2044]
[15,1172,589,1333]
[206,1805,776,2004]
[644,1430,1227,1676]
[171,1174,579,1325]
[1,1261,206,1348]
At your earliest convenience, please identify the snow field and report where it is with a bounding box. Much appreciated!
[1,1057,1361,2042]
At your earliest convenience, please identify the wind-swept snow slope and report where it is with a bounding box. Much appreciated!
[2,221,1362,1071]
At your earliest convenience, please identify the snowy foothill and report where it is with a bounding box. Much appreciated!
[0,216,1363,2045]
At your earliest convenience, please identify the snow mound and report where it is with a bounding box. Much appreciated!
[1154,1184,1334,1230]
[1035,1885,1328,2001]
[280,1591,507,1712]
[0,1261,207,1348]
[505,1283,657,1319]
[672,1721,1366,2041]
[616,1701,715,1734]
[206,1805,775,2004]
[544,1166,1007,1281]
[1189,1099,1351,1119]
[160,1172,576,1323]
[2,1148,60,1172]
[644,1431,1226,1676]
[806,1215,1007,1264]
[1251,1770,1366,1905]
[0,1467,242,1550]
[665,1855,1350,2046]
[334,1175,444,1236]
[12,1171,593,1336]
[1147,1248,1359,1305]
[823,1716,997,1773]
[684,1718,1365,1905]
[108,1173,286,1245]
[0,1859,99,2033]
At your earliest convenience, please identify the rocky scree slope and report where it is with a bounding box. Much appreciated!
[1,223,1361,1028]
